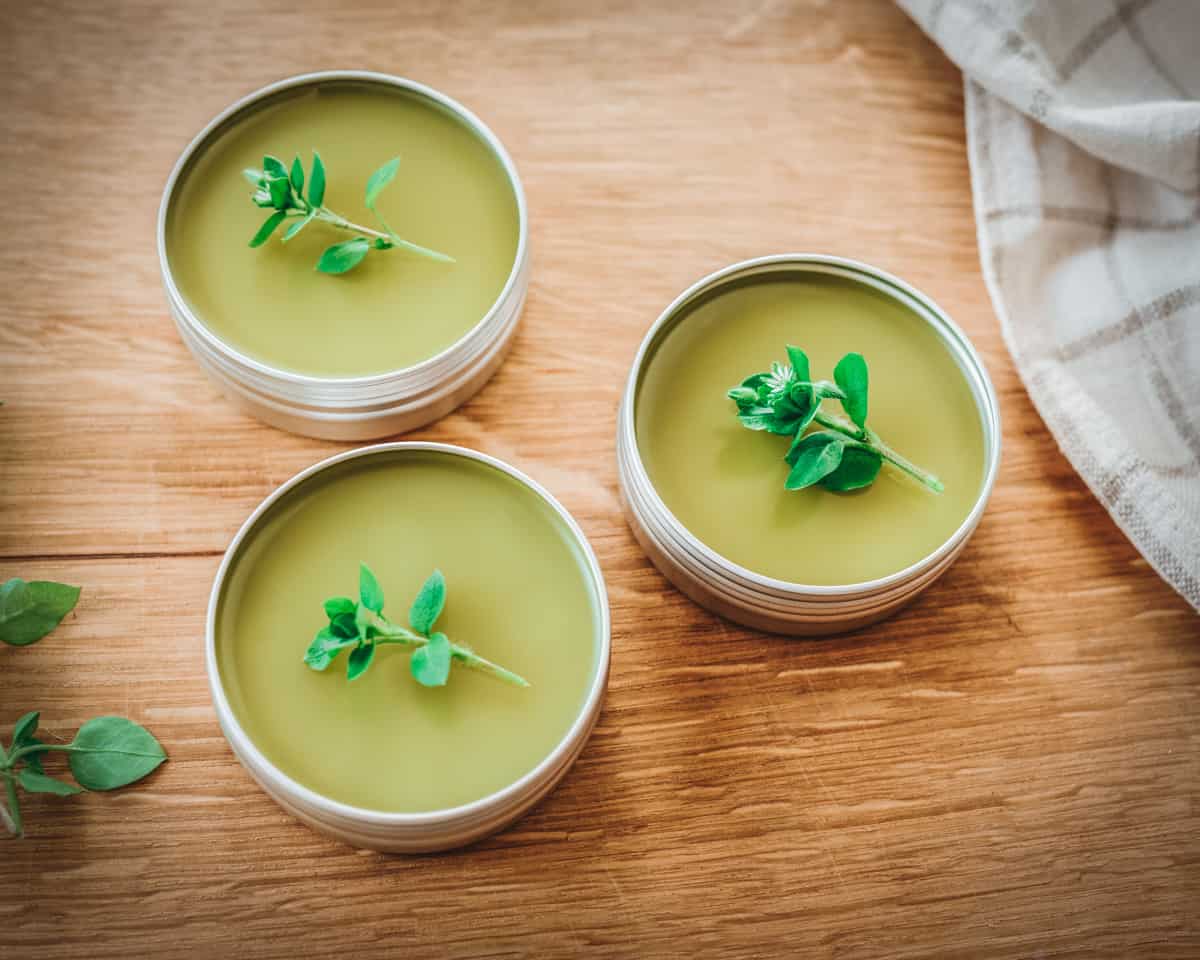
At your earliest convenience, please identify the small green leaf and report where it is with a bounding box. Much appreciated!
[18,768,82,796]
[282,211,316,243]
[359,563,384,613]
[262,155,288,180]
[834,353,869,429]
[410,632,451,687]
[323,597,356,620]
[11,710,39,750]
[290,156,304,193]
[266,175,290,210]
[409,570,446,636]
[785,433,845,490]
[242,168,264,187]
[308,151,326,207]
[346,643,376,681]
[364,156,400,210]
[21,740,47,774]
[820,446,882,492]
[374,237,393,250]
[304,626,352,670]
[0,578,81,647]
[727,386,759,405]
[249,210,287,248]
[67,717,166,791]
[331,610,359,639]
[317,238,371,275]
[785,345,811,384]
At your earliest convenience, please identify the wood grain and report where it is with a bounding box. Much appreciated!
[1,1,1196,957]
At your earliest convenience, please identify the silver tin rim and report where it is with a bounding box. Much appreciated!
[205,442,610,844]
[158,72,529,432]
[617,254,1001,615]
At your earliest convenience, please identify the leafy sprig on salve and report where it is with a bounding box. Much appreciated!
[244,153,455,275]
[1,577,80,647]
[728,347,944,493]
[304,564,529,689]
[1,577,166,838]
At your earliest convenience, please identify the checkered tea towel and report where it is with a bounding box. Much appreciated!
[898,0,1200,611]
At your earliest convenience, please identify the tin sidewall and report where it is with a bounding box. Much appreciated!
[205,443,611,851]
[158,72,530,438]
[616,254,1001,634]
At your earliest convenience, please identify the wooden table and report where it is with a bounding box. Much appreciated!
[2,1,1196,956]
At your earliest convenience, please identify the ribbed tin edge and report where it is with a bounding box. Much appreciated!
[206,443,611,852]
[616,254,1001,636]
[158,72,529,440]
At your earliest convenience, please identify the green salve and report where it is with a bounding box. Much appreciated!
[635,271,986,586]
[167,82,519,377]
[216,450,600,813]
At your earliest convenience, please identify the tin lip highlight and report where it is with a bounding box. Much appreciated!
[619,253,1002,598]
[205,442,610,827]
[157,70,529,388]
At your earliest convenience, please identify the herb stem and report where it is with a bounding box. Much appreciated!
[370,616,530,687]
[814,411,944,492]
[1,771,21,838]
[273,186,454,263]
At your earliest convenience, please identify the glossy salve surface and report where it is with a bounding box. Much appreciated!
[216,449,601,813]
[635,270,987,586]
[167,80,519,377]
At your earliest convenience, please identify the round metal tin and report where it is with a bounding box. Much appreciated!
[617,254,1001,636]
[207,443,610,852]
[158,72,529,441]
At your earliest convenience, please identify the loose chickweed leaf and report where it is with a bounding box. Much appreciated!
[834,352,869,429]
[730,347,944,494]
[317,238,371,275]
[1,711,167,837]
[303,565,528,694]
[410,631,451,687]
[364,156,400,210]
[243,149,452,275]
[0,578,81,647]
[67,716,167,791]
[18,769,81,796]
[409,569,446,636]
[11,711,39,748]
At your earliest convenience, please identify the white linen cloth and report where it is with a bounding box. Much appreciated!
[898,0,1200,611]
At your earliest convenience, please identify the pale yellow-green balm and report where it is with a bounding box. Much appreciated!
[635,272,986,586]
[216,451,600,813]
[167,82,519,377]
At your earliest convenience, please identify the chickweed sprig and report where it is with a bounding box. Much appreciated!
[304,564,529,689]
[244,152,455,275]
[728,347,944,494]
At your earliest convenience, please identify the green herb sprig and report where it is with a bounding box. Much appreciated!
[304,564,529,689]
[1,577,80,646]
[244,153,455,275]
[1,577,166,838]
[728,346,944,493]
[1,714,167,838]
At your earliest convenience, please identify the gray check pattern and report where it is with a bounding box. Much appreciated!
[900,0,1200,610]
